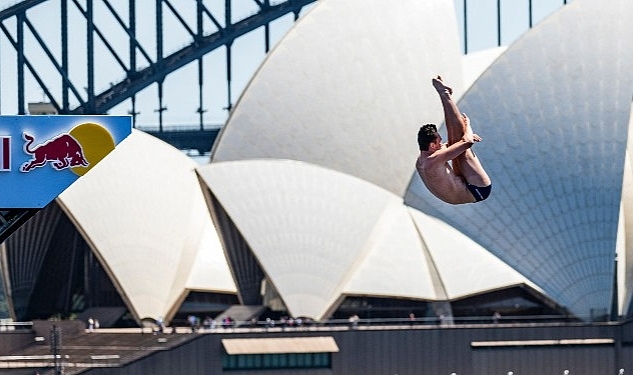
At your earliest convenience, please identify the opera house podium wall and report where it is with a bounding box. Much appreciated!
[2,318,633,374]
[99,319,633,375]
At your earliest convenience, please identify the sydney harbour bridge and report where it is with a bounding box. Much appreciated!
[0,0,321,154]
[0,0,567,240]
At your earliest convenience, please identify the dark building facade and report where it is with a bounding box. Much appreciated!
[44,319,631,375]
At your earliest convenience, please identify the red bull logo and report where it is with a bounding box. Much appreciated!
[18,122,117,177]
[21,132,89,172]
[0,115,131,209]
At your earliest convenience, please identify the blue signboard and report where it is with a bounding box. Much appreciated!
[0,116,132,208]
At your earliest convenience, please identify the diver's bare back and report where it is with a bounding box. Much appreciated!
[416,153,476,204]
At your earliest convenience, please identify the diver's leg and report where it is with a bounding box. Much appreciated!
[457,115,492,187]
[433,76,466,177]
[432,76,465,145]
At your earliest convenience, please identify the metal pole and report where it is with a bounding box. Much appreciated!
[197,0,205,130]
[129,0,136,73]
[130,0,137,124]
[528,0,533,28]
[61,0,68,111]
[156,81,166,131]
[156,0,163,65]
[17,12,25,115]
[50,325,62,375]
[155,0,166,130]
[497,0,501,46]
[86,0,94,113]
[225,0,232,112]
[198,58,205,130]
[264,0,271,52]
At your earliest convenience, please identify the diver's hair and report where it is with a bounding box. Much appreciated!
[418,124,438,151]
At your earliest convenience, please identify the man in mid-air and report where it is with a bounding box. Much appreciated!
[416,76,491,204]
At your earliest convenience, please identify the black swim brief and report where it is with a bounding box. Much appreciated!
[466,183,492,202]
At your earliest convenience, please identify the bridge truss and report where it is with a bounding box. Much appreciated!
[0,0,317,126]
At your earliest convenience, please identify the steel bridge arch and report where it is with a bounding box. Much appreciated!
[83,0,316,117]
[0,0,316,125]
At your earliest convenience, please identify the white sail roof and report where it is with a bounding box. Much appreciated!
[210,0,464,197]
[198,159,539,319]
[58,130,236,322]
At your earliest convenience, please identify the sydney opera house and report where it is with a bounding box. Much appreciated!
[1,0,633,372]
[2,0,633,328]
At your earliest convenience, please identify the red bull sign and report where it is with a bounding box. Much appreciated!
[1,116,132,208]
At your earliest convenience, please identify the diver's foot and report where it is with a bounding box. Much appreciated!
[432,75,453,96]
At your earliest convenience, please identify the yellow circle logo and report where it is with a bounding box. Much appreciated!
[69,123,115,176]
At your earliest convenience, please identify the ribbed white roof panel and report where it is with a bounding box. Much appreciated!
[409,208,540,299]
[186,220,237,294]
[58,130,235,321]
[198,159,422,319]
[341,202,437,300]
[210,0,464,197]
[405,0,633,318]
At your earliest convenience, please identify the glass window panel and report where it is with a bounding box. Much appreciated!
[222,354,238,370]
[304,353,314,367]
[262,354,272,368]
[278,354,287,367]
[288,353,297,367]
[253,354,262,367]
[222,351,332,370]
[315,353,331,367]
[237,355,247,368]
[296,353,307,367]
[271,354,282,368]
[244,354,255,368]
